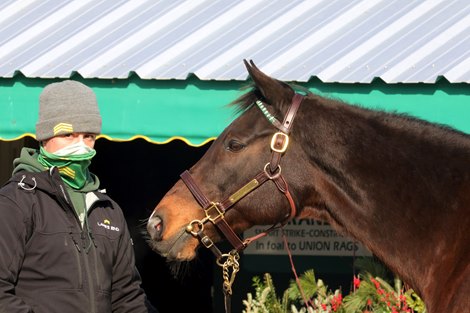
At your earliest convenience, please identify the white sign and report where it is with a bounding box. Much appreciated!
[243,219,371,257]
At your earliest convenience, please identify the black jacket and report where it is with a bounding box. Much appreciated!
[0,167,155,313]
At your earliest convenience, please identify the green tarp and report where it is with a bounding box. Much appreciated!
[1,76,469,146]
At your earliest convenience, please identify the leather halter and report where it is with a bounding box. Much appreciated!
[180,93,303,256]
[180,93,303,313]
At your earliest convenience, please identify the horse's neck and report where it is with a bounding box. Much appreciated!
[300,99,470,220]
[297,99,470,301]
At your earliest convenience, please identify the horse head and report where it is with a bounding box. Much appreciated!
[147,60,321,261]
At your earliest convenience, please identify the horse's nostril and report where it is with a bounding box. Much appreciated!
[148,215,163,241]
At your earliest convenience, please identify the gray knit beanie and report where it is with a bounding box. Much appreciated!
[36,80,102,141]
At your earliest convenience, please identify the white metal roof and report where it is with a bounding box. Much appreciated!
[1,0,469,83]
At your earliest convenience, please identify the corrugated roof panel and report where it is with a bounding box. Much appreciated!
[0,0,468,83]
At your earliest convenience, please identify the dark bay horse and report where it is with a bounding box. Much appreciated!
[147,60,470,313]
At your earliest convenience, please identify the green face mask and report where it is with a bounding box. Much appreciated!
[38,145,96,189]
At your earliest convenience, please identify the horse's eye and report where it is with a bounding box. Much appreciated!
[226,139,246,152]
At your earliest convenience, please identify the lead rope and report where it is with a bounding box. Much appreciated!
[283,233,314,309]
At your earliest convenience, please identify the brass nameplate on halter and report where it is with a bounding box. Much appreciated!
[271,132,289,153]
[229,179,259,204]
[205,202,224,223]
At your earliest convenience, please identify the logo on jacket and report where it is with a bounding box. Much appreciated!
[97,219,120,232]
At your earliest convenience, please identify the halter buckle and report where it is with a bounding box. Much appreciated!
[200,235,214,248]
[205,202,224,223]
[271,132,289,153]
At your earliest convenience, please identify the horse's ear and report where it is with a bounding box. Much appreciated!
[243,59,293,106]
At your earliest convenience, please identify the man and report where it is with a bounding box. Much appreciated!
[0,80,157,312]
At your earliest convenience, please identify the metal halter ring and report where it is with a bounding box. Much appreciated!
[186,219,205,236]
[264,163,282,179]
[216,250,240,267]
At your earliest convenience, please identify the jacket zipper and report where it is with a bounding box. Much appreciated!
[70,231,83,287]
[83,236,97,313]
[51,172,97,313]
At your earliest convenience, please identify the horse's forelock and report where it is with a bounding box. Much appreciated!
[227,82,311,118]
[227,85,259,116]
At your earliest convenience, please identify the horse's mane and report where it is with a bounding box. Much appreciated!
[227,82,470,141]
[331,96,470,140]
[227,81,312,116]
